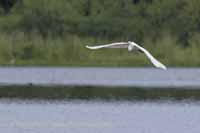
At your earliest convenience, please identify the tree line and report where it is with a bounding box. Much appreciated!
[0,0,200,45]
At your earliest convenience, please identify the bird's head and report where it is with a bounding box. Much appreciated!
[128,41,135,52]
[128,45,134,52]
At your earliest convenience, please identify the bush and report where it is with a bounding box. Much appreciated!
[0,0,22,13]
[18,8,67,38]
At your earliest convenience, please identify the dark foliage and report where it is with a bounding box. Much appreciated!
[0,0,22,13]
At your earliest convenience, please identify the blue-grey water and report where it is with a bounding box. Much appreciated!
[0,99,199,133]
[0,67,200,88]
[0,67,200,132]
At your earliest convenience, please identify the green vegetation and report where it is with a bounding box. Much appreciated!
[0,0,200,67]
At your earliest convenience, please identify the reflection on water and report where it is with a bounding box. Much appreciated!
[0,86,200,101]
[0,99,199,133]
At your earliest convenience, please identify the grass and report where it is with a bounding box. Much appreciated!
[0,32,200,67]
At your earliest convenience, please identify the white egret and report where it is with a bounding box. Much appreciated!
[86,41,167,70]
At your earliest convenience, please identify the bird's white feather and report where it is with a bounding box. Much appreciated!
[86,42,129,49]
[86,41,167,70]
[129,42,167,70]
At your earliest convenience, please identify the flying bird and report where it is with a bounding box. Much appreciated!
[86,41,167,70]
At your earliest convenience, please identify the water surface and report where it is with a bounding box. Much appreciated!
[0,99,199,133]
[0,67,200,88]
[0,67,200,133]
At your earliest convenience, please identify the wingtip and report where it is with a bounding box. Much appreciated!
[85,45,91,49]
[160,65,167,70]
[163,67,167,70]
[85,45,99,50]
[155,63,167,70]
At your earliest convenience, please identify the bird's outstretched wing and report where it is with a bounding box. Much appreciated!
[86,42,129,49]
[130,42,167,70]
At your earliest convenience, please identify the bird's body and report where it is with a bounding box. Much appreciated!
[86,41,167,70]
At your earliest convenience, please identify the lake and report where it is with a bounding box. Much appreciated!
[0,67,200,88]
[0,67,200,133]
[0,99,199,133]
